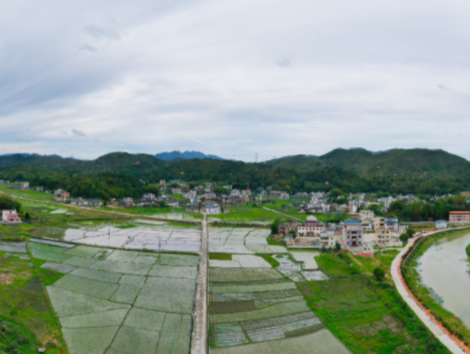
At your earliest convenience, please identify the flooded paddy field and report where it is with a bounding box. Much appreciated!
[208,228,286,254]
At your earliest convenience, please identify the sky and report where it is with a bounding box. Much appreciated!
[1,0,470,162]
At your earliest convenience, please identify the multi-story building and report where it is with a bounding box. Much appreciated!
[297,220,325,236]
[279,222,298,236]
[384,216,399,232]
[449,211,470,223]
[374,217,385,230]
[342,219,363,247]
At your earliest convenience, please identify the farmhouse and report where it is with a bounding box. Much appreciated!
[2,210,21,223]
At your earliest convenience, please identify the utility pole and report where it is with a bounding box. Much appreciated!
[255,153,258,163]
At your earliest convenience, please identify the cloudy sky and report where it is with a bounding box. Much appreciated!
[1,0,470,161]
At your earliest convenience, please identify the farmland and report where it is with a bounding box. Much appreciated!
[29,240,198,354]
[208,253,350,353]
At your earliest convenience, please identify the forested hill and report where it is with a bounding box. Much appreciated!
[266,148,470,178]
[1,148,470,198]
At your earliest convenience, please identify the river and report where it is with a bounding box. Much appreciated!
[417,231,470,328]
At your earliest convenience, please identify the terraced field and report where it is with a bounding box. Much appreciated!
[28,240,199,354]
[208,255,350,353]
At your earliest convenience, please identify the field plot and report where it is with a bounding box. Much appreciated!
[209,228,286,254]
[209,255,272,268]
[274,255,328,282]
[61,225,202,253]
[28,241,199,354]
[208,261,344,353]
[288,252,319,270]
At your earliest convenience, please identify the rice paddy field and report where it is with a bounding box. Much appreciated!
[27,240,199,354]
[208,254,351,353]
[208,228,286,254]
[209,206,281,225]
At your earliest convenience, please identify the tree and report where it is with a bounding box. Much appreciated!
[335,242,341,252]
[373,267,385,281]
[291,230,297,239]
[271,222,279,235]
[0,195,22,212]
[329,188,343,199]
[25,212,31,221]
[159,201,167,208]
[399,233,409,246]
[406,228,416,238]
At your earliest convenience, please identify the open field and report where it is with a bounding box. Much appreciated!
[26,240,198,354]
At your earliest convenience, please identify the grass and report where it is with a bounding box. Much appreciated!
[300,252,450,353]
[314,252,361,277]
[0,184,55,202]
[209,253,232,261]
[215,207,280,224]
[402,229,470,347]
[259,254,281,268]
[0,250,67,353]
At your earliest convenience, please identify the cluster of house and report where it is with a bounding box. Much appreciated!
[296,192,425,215]
[279,210,408,250]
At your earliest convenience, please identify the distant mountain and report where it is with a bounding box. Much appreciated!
[266,148,470,177]
[155,151,230,161]
[0,153,85,161]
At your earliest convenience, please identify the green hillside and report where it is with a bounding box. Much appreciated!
[2,149,470,198]
[268,148,470,178]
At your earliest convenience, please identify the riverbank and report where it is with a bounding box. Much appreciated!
[402,229,470,350]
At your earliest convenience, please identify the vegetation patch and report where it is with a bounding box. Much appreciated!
[210,253,233,261]
[301,250,450,354]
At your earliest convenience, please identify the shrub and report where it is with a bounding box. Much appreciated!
[373,267,385,281]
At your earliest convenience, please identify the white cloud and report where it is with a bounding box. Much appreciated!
[1,0,470,161]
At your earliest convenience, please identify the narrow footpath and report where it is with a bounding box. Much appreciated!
[191,214,208,354]
[391,230,469,354]
[262,206,301,221]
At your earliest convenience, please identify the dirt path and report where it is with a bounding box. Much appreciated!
[191,214,208,354]
[391,229,470,354]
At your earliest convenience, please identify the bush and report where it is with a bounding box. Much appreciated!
[373,267,385,281]
[0,195,22,212]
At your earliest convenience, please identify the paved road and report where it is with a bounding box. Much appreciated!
[391,230,469,354]
[191,214,208,354]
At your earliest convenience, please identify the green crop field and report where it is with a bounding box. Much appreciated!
[0,184,55,202]
[301,250,450,353]
[214,207,280,224]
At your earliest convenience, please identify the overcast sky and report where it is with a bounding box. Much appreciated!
[1,0,470,161]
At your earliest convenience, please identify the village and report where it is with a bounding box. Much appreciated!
[1,178,467,253]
